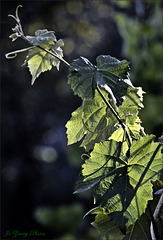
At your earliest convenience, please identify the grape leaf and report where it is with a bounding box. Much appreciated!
[91,199,162,240]
[91,207,124,240]
[24,29,64,84]
[66,89,117,151]
[78,135,162,230]
[65,105,85,146]
[82,140,127,180]
[124,195,163,240]
[109,86,145,143]
[26,29,57,46]
[96,55,132,106]
[66,86,145,151]
[123,214,153,240]
[68,55,131,106]
[119,87,145,124]
[68,57,97,100]
[118,86,145,139]
[80,90,117,151]
[109,117,142,145]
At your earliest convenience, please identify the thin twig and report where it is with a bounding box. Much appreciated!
[150,193,163,240]
[37,45,70,68]
[8,4,71,68]
[7,5,131,149]
[5,46,34,59]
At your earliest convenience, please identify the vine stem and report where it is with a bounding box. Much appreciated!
[20,31,131,147]
[8,5,71,68]
[20,35,71,68]
[150,193,163,240]
[38,44,70,67]
[7,6,132,147]
[22,35,132,147]
[96,85,132,148]
[20,35,132,148]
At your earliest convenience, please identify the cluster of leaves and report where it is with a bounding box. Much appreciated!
[6,6,163,240]
[6,6,64,85]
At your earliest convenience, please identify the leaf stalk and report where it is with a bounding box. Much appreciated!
[37,45,71,68]
[19,34,71,68]
[150,193,163,240]
[7,5,71,68]
[96,85,132,148]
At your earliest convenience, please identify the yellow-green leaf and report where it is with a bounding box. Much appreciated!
[24,29,64,84]
[79,135,162,230]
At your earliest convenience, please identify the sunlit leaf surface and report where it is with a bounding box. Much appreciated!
[66,89,117,151]
[24,29,64,84]
[77,135,162,230]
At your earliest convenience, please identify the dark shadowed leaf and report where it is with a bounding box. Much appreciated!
[68,55,131,107]
[91,198,162,240]
[96,55,131,106]
[68,57,97,100]
[91,207,124,240]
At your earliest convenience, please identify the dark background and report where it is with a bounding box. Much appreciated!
[1,1,163,239]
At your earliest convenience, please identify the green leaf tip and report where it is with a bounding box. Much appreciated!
[74,176,103,194]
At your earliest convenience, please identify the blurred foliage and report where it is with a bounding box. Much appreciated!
[34,204,98,240]
[1,0,162,239]
[114,0,163,136]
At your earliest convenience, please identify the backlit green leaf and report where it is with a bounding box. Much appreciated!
[24,29,64,84]
[119,87,145,139]
[79,135,162,230]
[66,90,117,151]
[65,106,85,146]
[119,86,145,124]
[109,86,145,143]
[82,140,127,179]
[66,86,145,151]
